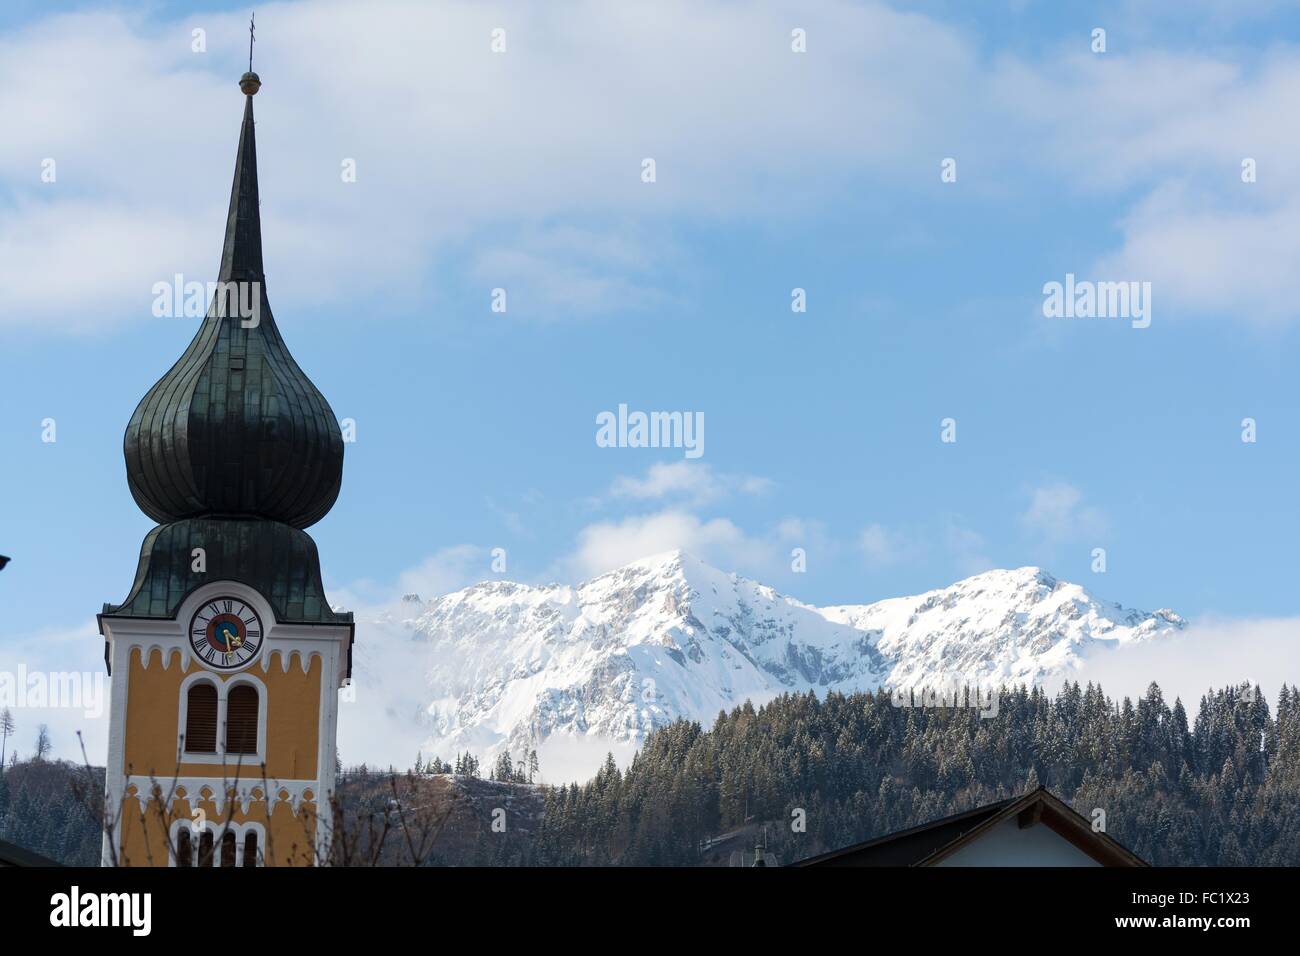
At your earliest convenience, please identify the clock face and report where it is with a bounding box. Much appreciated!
[189,598,263,670]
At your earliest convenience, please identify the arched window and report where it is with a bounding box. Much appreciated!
[176,828,192,867]
[243,831,258,867]
[185,683,218,753]
[221,830,237,867]
[226,685,259,755]
[198,830,214,867]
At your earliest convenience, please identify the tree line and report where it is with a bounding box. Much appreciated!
[5,681,1299,866]
[526,681,1300,865]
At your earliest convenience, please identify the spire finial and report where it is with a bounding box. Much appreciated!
[240,12,261,95]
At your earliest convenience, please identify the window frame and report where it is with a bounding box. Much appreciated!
[177,671,268,765]
[224,683,260,755]
[169,820,266,867]
[182,681,220,754]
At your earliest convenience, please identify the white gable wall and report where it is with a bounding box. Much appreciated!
[934,817,1102,867]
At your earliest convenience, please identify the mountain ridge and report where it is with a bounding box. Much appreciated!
[346,550,1185,777]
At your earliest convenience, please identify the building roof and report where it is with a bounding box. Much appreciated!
[794,786,1148,867]
[104,72,350,639]
[101,518,352,628]
[0,837,63,867]
[121,80,344,532]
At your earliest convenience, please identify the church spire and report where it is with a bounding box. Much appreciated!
[121,64,344,533]
[222,16,263,283]
[219,87,263,283]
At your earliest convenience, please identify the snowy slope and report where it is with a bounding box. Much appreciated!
[345,551,1183,775]
[821,566,1185,689]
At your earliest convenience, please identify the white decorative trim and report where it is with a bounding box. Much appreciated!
[125,775,318,818]
[314,640,343,859]
[259,647,324,674]
[100,635,132,867]
[136,646,184,671]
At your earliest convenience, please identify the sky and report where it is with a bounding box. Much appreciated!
[5,0,1300,763]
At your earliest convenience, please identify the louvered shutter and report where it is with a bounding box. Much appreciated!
[225,685,259,754]
[185,684,218,753]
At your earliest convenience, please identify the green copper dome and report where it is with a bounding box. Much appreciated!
[123,92,344,531]
[105,77,351,638]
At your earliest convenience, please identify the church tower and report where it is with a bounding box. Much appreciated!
[97,66,354,867]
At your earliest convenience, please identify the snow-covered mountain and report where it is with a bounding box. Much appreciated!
[345,551,1184,777]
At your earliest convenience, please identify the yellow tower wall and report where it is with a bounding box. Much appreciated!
[114,645,325,866]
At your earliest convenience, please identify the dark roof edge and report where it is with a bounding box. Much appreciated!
[0,837,64,867]
[792,786,1148,868]
[915,786,1148,867]
[791,796,1015,867]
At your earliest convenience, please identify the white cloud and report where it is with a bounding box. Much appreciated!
[470,223,673,320]
[608,461,771,507]
[565,509,774,579]
[8,3,1300,334]
[856,518,993,574]
[1019,482,1106,542]
[327,544,489,609]
[1067,615,1300,709]
[944,519,993,576]
[0,0,980,333]
[859,522,912,568]
[330,545,498,769]
[394,545,493,601]
[991,51,1300,325]
[774,516,833,551]
[484,496,528,537]
[0,201,214,333]
[1094,186,1300,325]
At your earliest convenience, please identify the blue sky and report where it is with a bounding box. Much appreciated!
[6,1,1300,756]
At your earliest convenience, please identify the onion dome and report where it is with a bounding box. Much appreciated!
[104,71,352,643]
[123,77,343,530]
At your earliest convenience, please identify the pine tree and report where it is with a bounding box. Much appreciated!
[0,708,14,772]
[34,725,51,762]
[492,751,514,782]
[5,680,1299,866]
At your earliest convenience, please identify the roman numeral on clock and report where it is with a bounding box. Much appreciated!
[189,596,262,669]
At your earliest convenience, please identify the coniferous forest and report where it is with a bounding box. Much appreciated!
[530,681,1297,866]
[3,680,1296,866]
